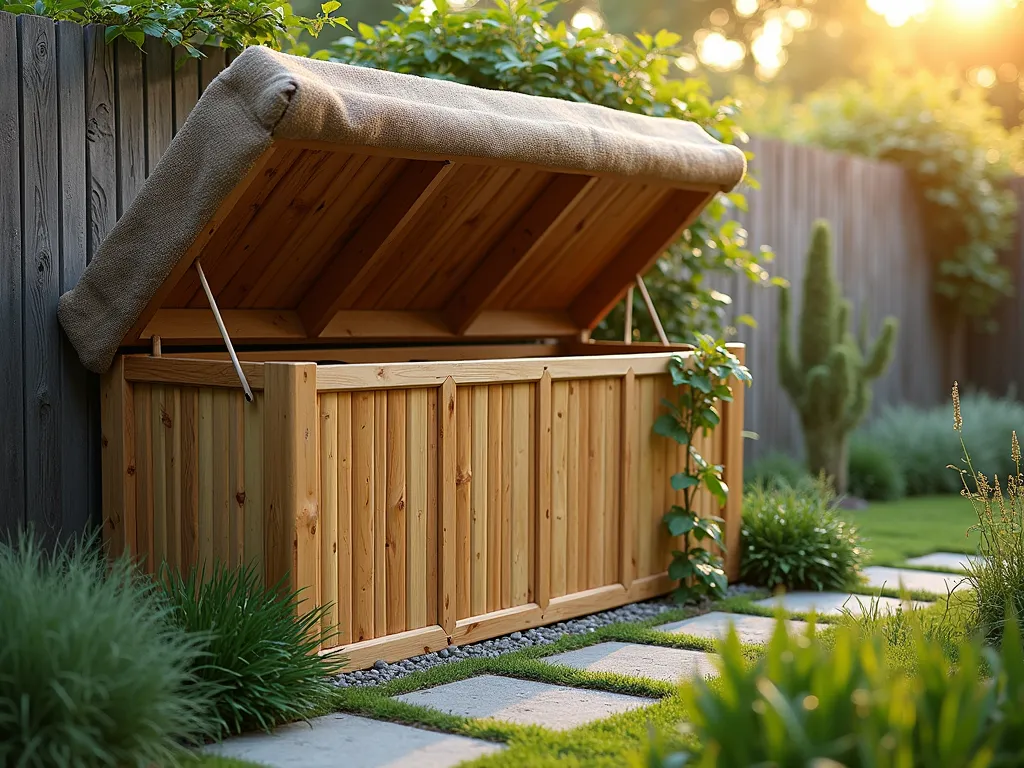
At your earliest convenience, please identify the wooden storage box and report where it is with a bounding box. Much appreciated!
[101,342,745,667]
[58,47,751,667]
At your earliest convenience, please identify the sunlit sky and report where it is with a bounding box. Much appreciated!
[564,0,1022,80]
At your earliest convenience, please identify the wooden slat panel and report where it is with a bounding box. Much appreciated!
[152,385,169,570]
[456,387,473,620]
[373,391,388,635]
[587,380,605,589]
[0,12,23,534]
[241,391,261,572]
[536,372,552,609]
[406,388,428,630]
[181,387,200,569]
[20,14,61,538]
[211,389,230,566]
[167,387,183,571]
[320,393,340,632]
[228,391,245,566]
[620,370,637,589]
[636,377,654,578]
[336,392,353,645]
[577,382,590,585]
[485,385,502,612]
[172,47,198,134]
[352,391,375,641]
[652,377,671,573]
[133,385,154,570]
[385,390,407,634]
[511,383,531,605]
[604,377,620,585]
[427,388,439,623]
[197,388,213,572]
[143,36,173,171]
[564,380,580,594]
[499,384,513,610]
[114,39,144,213]
[439,377,457,632]
[471,387,491,618]
[550,381,569,598]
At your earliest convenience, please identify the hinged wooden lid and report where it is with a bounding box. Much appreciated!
[58,47,744,372]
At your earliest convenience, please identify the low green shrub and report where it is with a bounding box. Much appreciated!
[743,451,810,491]
[847,436,906,501]
[740,477,865,591]
[0,532,208,767]
[160,561,346,739]
[859,391,1024,497]
[645,612,1024,766]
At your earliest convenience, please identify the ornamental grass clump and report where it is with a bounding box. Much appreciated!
[740,476,865,592]
[952,382,1024,646]
[160,561,346,740]
[0,532,208,768]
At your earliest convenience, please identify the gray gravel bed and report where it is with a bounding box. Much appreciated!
[332,584,763,689]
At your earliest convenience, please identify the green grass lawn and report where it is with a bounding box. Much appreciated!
[841,494,980,566]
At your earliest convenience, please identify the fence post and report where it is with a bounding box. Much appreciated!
[722,343,746,582]
[100,356,136,559]
[263,363,319,619]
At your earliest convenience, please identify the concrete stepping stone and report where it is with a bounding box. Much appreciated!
[202,712,502,767]
[863,565,969,595]
[656,611,810,644]
[395,674,655,731]
[752,592,931,617]
[906,552,985,571]
[542,641,718,684]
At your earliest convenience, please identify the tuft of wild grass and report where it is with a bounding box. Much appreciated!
[160,561,347,740]
[0,531,209,767]
[952,382,1024,646]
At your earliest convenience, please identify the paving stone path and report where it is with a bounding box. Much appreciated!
[206,554,966,767]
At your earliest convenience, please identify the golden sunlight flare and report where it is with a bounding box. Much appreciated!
[570,7,604,30]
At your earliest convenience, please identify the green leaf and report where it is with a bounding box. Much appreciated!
[653,30,681,49]
[671,473,700,491]
[704,472,728,503]
[663,507,697,536]
[357,21,376,39]
[653,414,689,446]
[689,373,712,393]
[668,558,695,581]
[701,407,720,427]
[321,0,340,12]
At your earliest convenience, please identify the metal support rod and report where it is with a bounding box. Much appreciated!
[195,259,254,403]
[635,274,669,347]
[623,285,634,345]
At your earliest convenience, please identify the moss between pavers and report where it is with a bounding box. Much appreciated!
[326,601,771,767]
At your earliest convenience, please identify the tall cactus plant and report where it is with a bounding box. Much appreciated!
[778,220,898,495]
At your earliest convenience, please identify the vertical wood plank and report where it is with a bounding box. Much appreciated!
[427,388,439,623]
[373,391,388,635]
[351,391,374,641]
[484,386,501,611]
[336,392,353,645]
[385,390,407,634]
[197,388,213,572]
[637,377,654,578]
[511,383,530,605]
[605,378,619,585]
[84,23,115,262]
[211,389,229,566]
[133,384,153,570]
[499,384,513,609]
[263,364,319,632]
[550,381,568,598]
[168,388,183,570]
[652,377,669,572]
[143,36,173,172]
[577,382,590,586]
[99,358,134,558]
[587,380,605,589]
[320,394,340,634]
[565,381,579,594]
[20,14,61,541]
[151,385,168,569]
[0,12,23,536]
[619,369,637,589]
[172,47,198,134]
[455,387,472,619]
[115,39,145,213]
[406,388,428,630]
[439,377,457,632]
[536,372,552,609]
[181,387,199,569]
[57,20,92,537]
[198,46,226,94]
[528,384,536,603]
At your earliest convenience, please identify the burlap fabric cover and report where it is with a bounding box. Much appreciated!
[58,46,747,374]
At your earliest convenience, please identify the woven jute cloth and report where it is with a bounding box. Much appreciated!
[58,46,747,373]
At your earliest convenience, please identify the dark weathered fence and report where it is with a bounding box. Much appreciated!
[0,10,230,541]
[0,11,1011,540]
[716,137,948,462]
[968,176,1024,398]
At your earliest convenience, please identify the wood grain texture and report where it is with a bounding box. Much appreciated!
[351,391,375,641]
[0,12,23,535]
[319,393,340,633]
[536,371,552,609]
[455,386,472,620]
[406,388,428,630]
[385,390,407,634]
[373,391,387,635]
[439,377,457,632]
